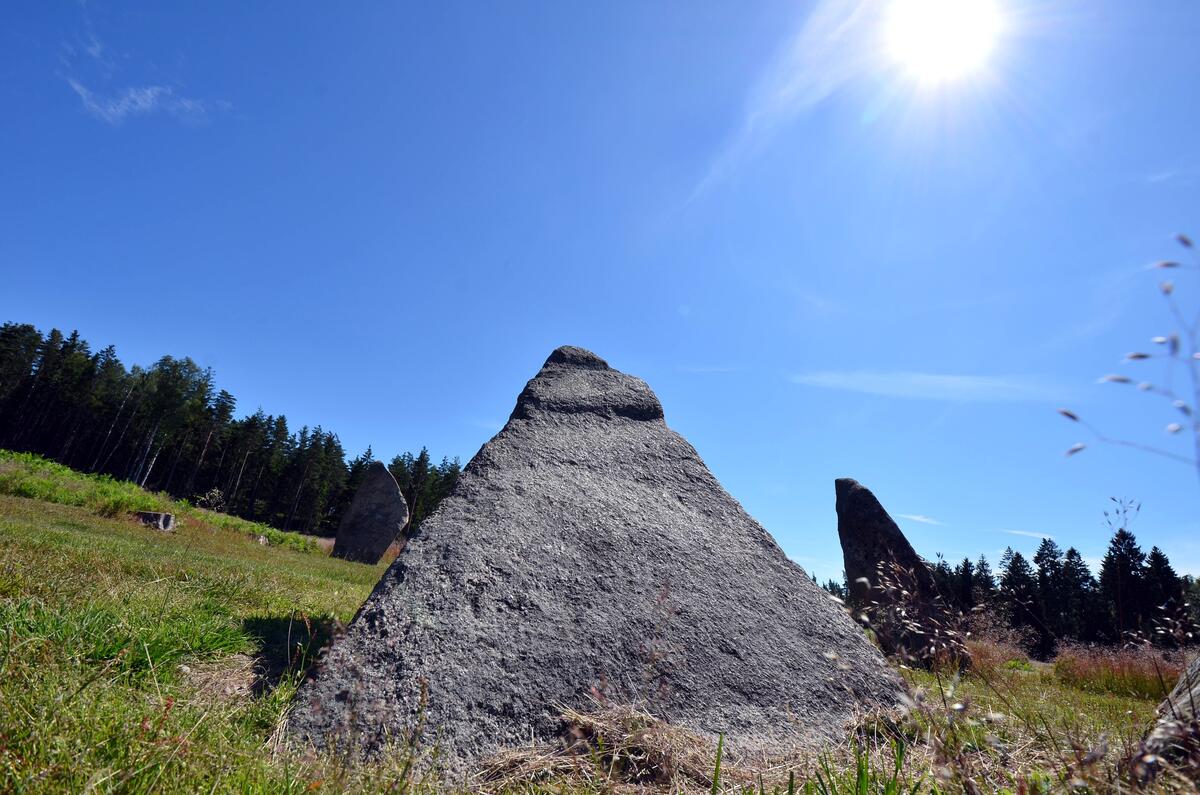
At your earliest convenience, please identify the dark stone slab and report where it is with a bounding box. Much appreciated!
[834,478,938,607]
[331,461,411,564]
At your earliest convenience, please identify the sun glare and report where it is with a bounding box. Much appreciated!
[885,0,1003,84]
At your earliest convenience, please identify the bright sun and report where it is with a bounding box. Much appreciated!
[885,0,1003,84]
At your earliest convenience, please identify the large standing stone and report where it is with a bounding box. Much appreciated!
[331,461,411,564]
[289,346,900,769]
[834,478,938,607]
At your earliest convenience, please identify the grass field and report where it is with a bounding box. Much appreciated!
[0,452,1188,793]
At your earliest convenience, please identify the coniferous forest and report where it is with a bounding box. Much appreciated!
[0,322,459,536]
[822,497,1200,654]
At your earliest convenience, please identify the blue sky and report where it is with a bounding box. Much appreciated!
[3,1,1199,578]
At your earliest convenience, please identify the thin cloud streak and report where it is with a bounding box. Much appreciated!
[67,78,223,125]
[1002,529,1054,540]
[790,370,1063,402]
[896,513,943,526]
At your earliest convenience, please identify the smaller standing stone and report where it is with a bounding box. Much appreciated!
[136,511,175,532]
[835,478,966,667]
[835,478,936,606]
[332,461,411,564]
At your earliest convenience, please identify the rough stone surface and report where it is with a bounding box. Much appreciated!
[136,511,175,532]
[1160,655,1200,722]
[289,346,901,769]
[332,461,411,564]
[834,479,938,607]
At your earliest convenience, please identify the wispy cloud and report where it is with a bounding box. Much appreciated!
[1002,529,1054,540]
[896,513,943,526]
[1143,167,1200,187]
[67,78,223,125]
[693,0,876,198]
[60,18,226,127]
[789,371,1063,402]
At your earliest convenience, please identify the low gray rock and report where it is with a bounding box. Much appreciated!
[136,511,175,532]
[332,461,411,564]
[288,346,901,770]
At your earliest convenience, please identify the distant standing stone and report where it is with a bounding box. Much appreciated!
[834,478,938,607]
[136,511,175,532]
[331,461,410,564]
[834,478,970,668]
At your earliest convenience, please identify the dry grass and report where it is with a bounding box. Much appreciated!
[478,702,742,793]
[1054,643,1184,701]
[964,639,1033,677]
[179,652,260,705]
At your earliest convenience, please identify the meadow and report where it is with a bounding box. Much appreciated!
[0,451,1188,793]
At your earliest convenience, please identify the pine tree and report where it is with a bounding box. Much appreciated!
[1145,546,1182,610]
[822,578,847,600]
[932,556,955,602]
[1061,548,1099,641]
[1144,546,1184,643]
[1033,538,1066,639]
[973,555,996,605]
[999,549,1039,632]
[952,557,975,610]
[1098,525,1148,640]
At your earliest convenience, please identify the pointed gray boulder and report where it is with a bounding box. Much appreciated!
[834,478,938,607]
[331,461,411,564]
[289,347,900,768]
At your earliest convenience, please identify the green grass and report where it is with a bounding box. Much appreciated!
[0,493,399,792]
[0,451,1184,793]
[0,449,320,553]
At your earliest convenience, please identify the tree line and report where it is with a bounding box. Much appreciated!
[0,323,460,536]
[822,499,1198,653]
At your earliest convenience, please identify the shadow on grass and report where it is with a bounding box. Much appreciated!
[242,613,341,695]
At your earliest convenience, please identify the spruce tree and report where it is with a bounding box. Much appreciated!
[1033,538,1066,637]
[1098,527,1148,640]
[973,555,996,605]
[1145,546,1182,610]
[1061,547,1099,641]
[952,557,975,610]
[1000,549,1039,632]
